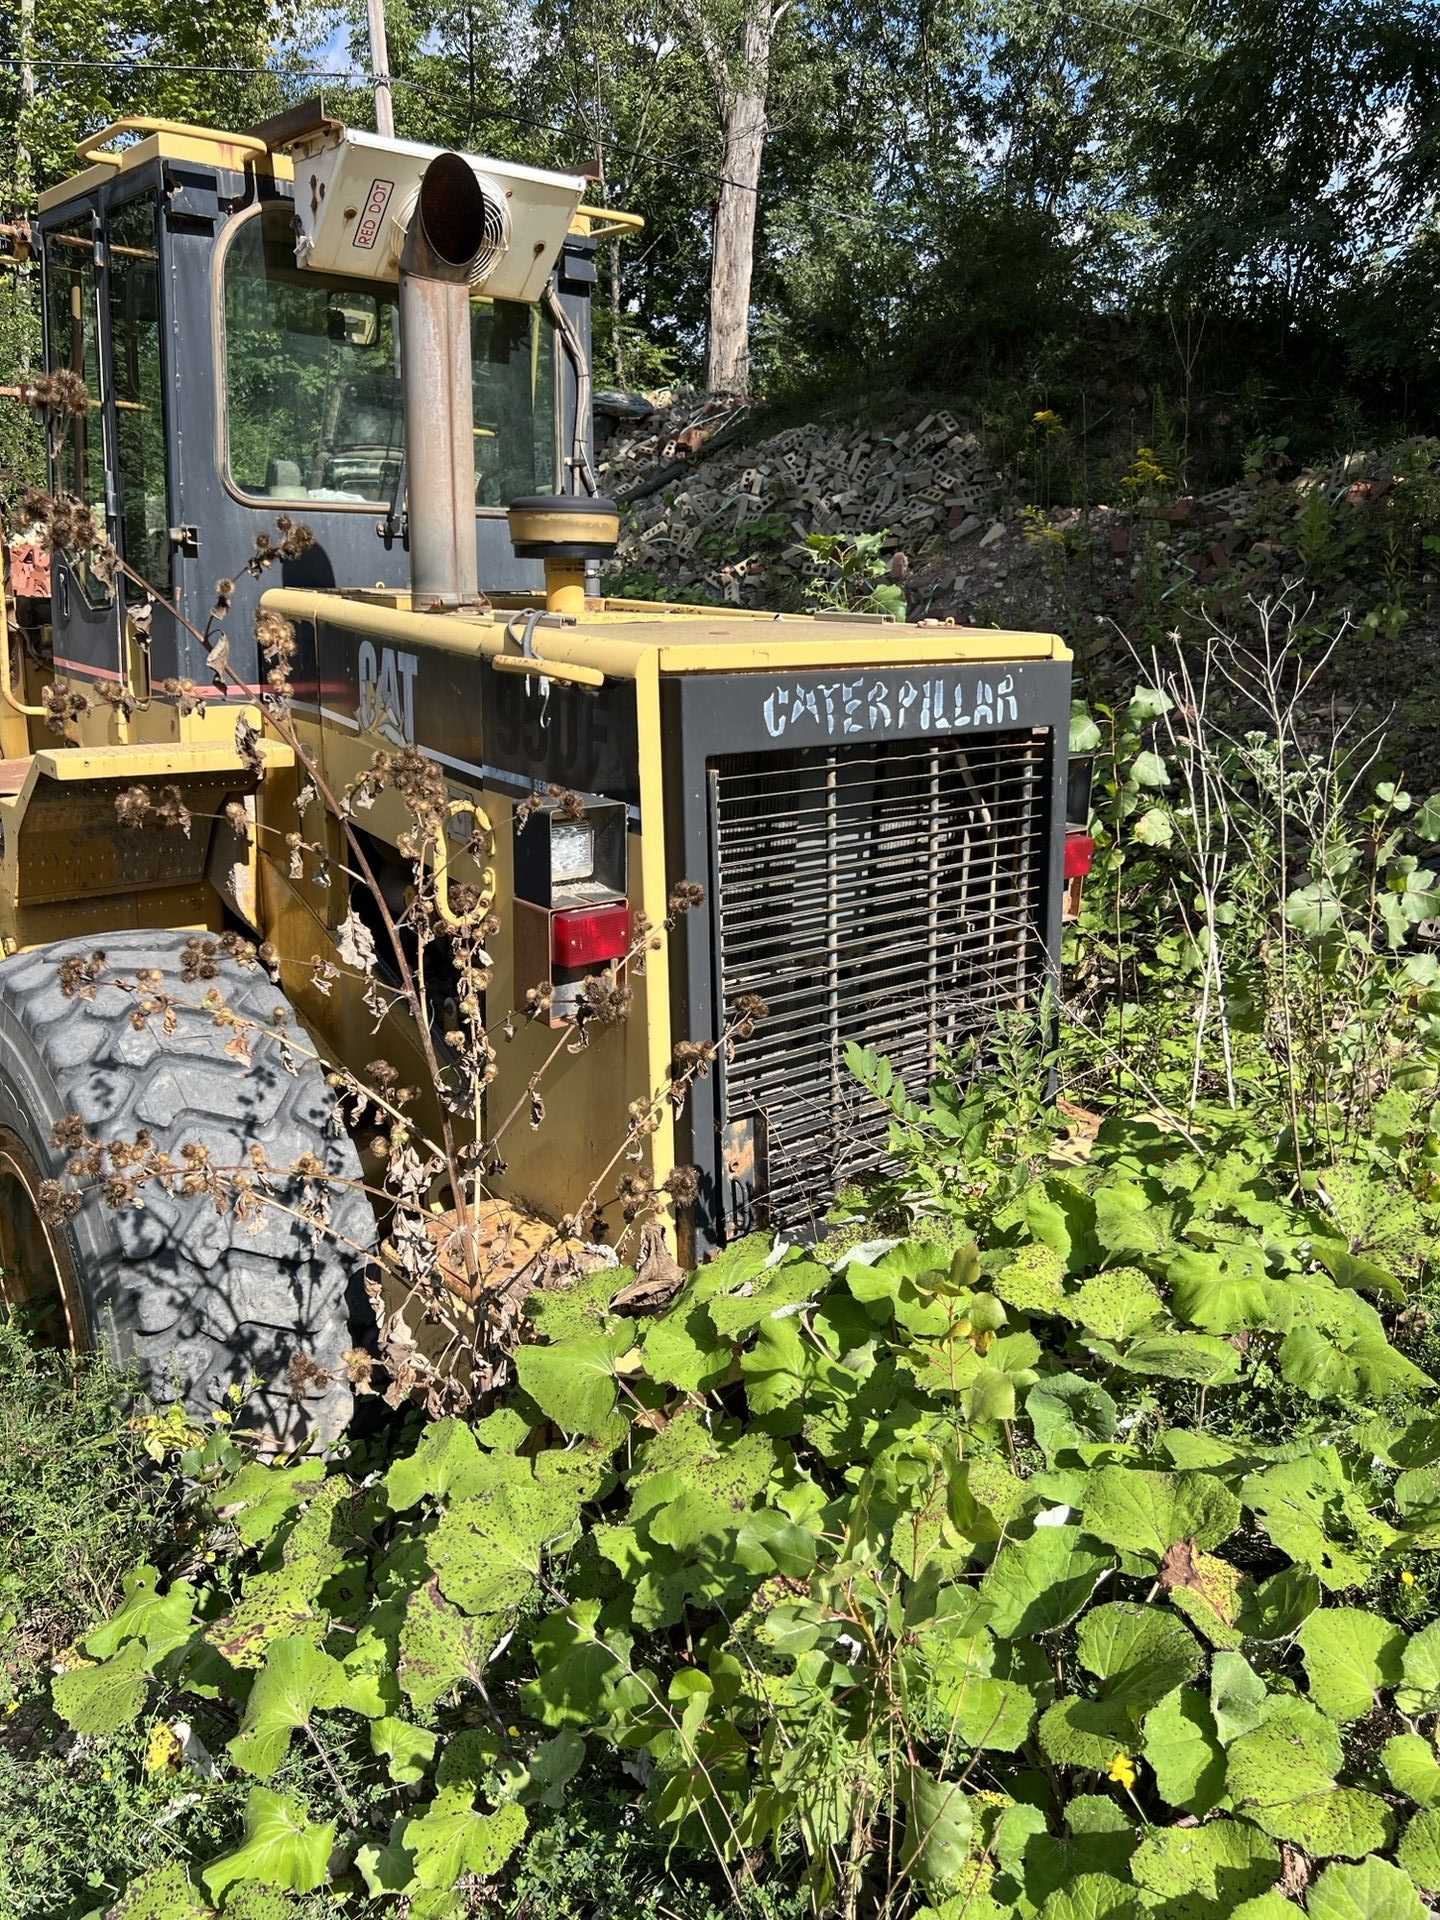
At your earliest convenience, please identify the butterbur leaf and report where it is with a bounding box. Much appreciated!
[399,1579,506,1710]
[1209,1651,1269,1746]
[1297,1607,1406,1720]
[982,1527,1112,1637]
[1237,1564,1323,1639]
[1077,1603,1202,1708]
[202,1786,335,1898]
[1072,1267,1164,1341]
[1228,1697,1393,1857]
[514,1333,627,1437]
[996,1242,1068,1315]
[371,1716,439,1786]
[400,1791,527,1890]
[1398,1809,1440,1892]
[1037,1876,1143,1920]
[1398,1621,1440,1715]
[84,1563,196,1663]
[1141,1686,1225,1813]
[385,1419,488,1512]
[1163,1542,1246,1647]
[1310,1855,1428,1920]
[228,1636,348,1779]
[217,1459,325,1547]
[1037,1695,1135,1769]
[53,1640,148,1735]
[900,1766,972,1894]
[1027,1373,1118,1461]
[1118,1333,1241,1384]
[643,1299,733,1392]
[524,1729,585,1808]
[1383,1732,1440,1808]
[106,1863,209,1918]
[1082,1466,1240,1565]
[1130,1821,1280,1908]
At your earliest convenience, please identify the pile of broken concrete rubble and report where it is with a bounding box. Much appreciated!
[597,393,1001,606]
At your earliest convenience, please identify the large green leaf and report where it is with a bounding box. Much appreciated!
[982,1527,1112,1638]
[1140,1685,1225,1813]
[1036,1695,1136,1770]
[1228,1697,1393,1856]
[53,1641,149,1735]
[385,1419,490,1512]
[371,1716,439,1786]
[1037,1874,1143,1920]
[83,1563,196,1663]
[1130,1820,1280,1910]
[1118,1334,1241,1384]
[399,1791,527,1890]
[1310,1855,1428,1920]
[514,1332,628,1437]
[706,1259,826,1336]
[643,1298,734,1392]
[1167,1247,1271,1332]
[1209,1651,1269,1746]
[900,1767,972,1895]
[202,1787,335,1899]
[105,1864,210,1919]
[1071,1267,1164,1341]
[1397,1620,1440,1714]
[216,1459,325,1548]
[1076,1603,1202,1708]
[1027,1373,1118,1461]
[1297,1607,1406,1720]
[1082,1466,1240,1565]
[427,1477,578,1615]
[228,1635,349,1779]
[1384,1733,1440,1808]
[398,1578,507,1710]
[1398,1809,1440,1893]
[1241,1451,1389,1591]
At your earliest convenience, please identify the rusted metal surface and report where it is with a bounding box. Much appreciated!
[399,153,491,609]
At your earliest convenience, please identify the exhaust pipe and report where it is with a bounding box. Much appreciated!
[400,152,491,609]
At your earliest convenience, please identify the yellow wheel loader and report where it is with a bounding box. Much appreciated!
[0,104,1077,1436]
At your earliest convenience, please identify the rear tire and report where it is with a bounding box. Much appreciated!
[0,931,373,1444]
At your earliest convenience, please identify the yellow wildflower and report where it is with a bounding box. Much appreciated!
[1033,408,1060,428]
[1403,1570,1418,1588]
[144,1720,184,1775]
[1108,1751,1137,1791]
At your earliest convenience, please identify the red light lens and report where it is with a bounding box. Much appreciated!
[551,901,631,967]
[1064,831,1095,880]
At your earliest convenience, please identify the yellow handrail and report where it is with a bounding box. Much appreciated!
[75,119,269,169]
[572,204,646,242]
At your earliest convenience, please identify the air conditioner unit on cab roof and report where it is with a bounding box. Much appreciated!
[283,126,588,304]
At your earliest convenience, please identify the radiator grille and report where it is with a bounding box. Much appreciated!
[709,731,1052,1235]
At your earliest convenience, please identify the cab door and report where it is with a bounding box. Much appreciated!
[105,192,173,640]
[42,209,124,682]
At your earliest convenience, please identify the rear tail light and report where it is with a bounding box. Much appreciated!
[551,902,630,967]
[1064,830,1095,880]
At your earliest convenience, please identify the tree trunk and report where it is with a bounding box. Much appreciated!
[704,0,778,396]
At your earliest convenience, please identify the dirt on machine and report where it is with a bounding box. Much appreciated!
[0,105,1077,1437]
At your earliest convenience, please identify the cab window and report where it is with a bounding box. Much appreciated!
[222,204,559,508]
[108,195,171,597]
[44,217,111,603]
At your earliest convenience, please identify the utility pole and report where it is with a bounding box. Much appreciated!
[367,0,396,139]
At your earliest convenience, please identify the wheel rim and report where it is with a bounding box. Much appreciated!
[0,1127,87,1351]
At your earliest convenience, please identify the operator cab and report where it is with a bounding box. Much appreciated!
[31,108,602,694]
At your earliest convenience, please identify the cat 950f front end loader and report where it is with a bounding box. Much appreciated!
[0,106,1074,1436]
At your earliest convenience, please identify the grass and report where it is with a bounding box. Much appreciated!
[0,1312,188,1703]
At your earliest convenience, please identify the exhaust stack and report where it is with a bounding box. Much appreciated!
[400,152,490,610]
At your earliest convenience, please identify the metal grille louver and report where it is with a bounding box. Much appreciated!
[710,731,1052,1236]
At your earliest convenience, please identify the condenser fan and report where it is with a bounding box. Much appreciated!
[385,169,512,286]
